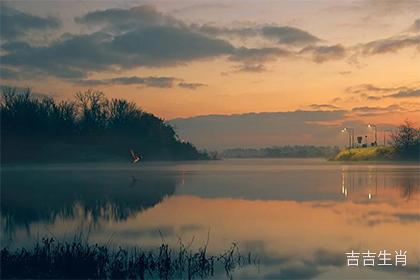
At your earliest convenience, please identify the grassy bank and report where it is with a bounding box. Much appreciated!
[334,121,419,162]
[333,146,395,161]
[0,238,257,279]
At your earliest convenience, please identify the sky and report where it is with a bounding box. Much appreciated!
[1,0,419,147]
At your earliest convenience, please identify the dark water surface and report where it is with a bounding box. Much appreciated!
[1,159,419,279]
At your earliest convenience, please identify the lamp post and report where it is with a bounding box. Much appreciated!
[368,124,377,146]
[383,129,392,146]
[342,127,354,149]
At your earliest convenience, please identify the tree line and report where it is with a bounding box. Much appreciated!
[221,145,340,158]
[1,87,208,162]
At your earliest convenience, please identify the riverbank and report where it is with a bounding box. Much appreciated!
[333,146,396,161]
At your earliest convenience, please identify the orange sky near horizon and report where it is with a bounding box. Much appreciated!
[1,0,420,125]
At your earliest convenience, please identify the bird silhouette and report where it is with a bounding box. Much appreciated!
[130,149,142,164]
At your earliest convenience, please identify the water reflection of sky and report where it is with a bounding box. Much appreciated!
[1,159,419,279]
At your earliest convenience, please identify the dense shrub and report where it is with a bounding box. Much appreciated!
[391,121,420,160]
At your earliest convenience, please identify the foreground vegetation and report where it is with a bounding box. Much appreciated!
[334,121,419,161]
[0,238,257,279]
[1,87,208,162]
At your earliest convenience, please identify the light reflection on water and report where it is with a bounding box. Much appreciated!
[1,159,419,279]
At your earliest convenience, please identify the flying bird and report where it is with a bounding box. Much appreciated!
[130,149,142,164]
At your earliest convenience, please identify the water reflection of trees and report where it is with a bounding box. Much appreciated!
[1,169,178,232]
[340,168,419,201]
[396,174,419,200]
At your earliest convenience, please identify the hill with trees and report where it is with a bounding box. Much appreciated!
[0,87,208,163]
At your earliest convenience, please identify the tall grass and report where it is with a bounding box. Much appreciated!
[0,237,258,279]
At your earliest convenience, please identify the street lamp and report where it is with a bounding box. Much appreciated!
[383,129,392,146]
[342,127,354,149]
[368,124,377,146]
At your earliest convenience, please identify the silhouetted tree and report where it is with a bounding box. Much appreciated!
[1,87,208,162]
[391,121,420,160]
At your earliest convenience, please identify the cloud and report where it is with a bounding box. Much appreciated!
[169,3,233,16]
[394,213,420,222]
[385,88,420,98]
[1,32,112,78]
[346,84,420,100]
[409,18,420,33]
[261,26,320,46]
[111,26,234,64]
[361,35,420,55]
[299,45,346,63]
[197,14,420,64]
[325,0,420,18]
[2,5,249,79]
[233,64,267,73]
[3,5,302,80]
[347,84,383,93]
[76,76,179,88]
[198,24,321,46]
[1,26,234,79]
[0,6,61,40]
[336,18,420,63]
[75,5,182,32]
[178,82,206,90]
[230,47,291,63]
[366,95,382,100]
[313,249,345,266]
[351,104,403,116]
[344,18,420,60]
[2,4,418,84]
[77,76,207,89]
[308,104,340,110]
[229,47,291,72]
[346,84,406,94]
[196,24,258,38]
[0,67,21,80]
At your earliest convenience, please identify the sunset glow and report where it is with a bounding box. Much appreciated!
[1,1,419,124]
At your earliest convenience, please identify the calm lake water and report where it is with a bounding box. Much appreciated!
[1,159,419,279]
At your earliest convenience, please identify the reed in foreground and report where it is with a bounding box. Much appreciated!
[0,238,258,279]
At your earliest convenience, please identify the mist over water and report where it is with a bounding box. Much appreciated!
[1,159,419,279]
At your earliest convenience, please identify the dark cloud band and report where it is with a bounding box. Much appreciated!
[0,6,61,40]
